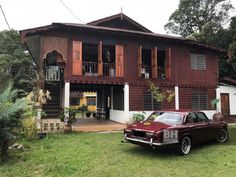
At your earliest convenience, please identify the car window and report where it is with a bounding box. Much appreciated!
[145,112,164,121]
[196,112,209,122]
[153,112,183,125]
[185,112,198,123]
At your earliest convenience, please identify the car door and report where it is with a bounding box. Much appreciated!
[195,112,217,141]
[184,112,205,144]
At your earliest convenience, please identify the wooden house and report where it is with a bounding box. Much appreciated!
[20,13,224,123]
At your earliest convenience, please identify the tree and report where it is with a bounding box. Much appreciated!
[165,0,233,38]
[0,30,36,93]
[0,83,28,162]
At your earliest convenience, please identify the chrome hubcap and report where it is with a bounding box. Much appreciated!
[217,129,227,143]
[182,137,191,154]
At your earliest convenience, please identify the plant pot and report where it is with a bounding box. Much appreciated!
[64,125,72,133]
[86,112,91,117]
[37,132,47,139]
[213,113,224,122]
[92,112,96,117]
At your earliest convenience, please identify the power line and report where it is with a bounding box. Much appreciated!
[58,0,84,23]
[0,4,11,30]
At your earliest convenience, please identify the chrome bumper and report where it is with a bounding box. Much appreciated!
[125,136,178,146]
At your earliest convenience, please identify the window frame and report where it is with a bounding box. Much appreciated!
[190,53,206,71]
[192,92,208,110]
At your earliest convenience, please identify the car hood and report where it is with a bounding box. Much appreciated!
[127,121,171,132]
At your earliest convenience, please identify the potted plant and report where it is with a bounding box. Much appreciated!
[63,107,79,133]
[26,88,51,139]
[86,111,92,117]
[211,98,224,121]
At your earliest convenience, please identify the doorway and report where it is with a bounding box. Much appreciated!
[221,93,230,115]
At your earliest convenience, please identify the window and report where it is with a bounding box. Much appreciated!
[87,97,96,106]
[196,112,209,122]
[113,86,124,110]
[190,53,206,70]
[70,97,80,105]
[192,93,208,110]
[143,92,161,110]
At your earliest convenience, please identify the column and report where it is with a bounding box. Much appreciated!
[64,82,70,117]
[175,85,179,110]
[124,83,129,113]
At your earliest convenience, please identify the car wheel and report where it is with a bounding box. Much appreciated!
[216,129,228,143]
[178,136,191,155]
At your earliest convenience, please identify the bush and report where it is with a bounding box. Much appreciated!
[132,112,145,122]
[21,117,37,140]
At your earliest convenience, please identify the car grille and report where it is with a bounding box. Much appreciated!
[132,130,146,138]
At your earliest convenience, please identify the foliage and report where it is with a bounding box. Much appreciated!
[229,42,236,75]
[211,98,220,109]
[26,88,51,109]
[148,81,175,103]
[164,0,233,38]
[132,112,146,122]
[0,30,36,93]
[0,126,236,176]
[21,111,38,140]
[0,83,28,162]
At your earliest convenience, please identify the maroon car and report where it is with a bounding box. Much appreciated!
[124,111,228,155]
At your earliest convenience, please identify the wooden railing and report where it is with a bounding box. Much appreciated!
[140,66,166,79]
[157,67,166,79]
[83,61,98,76]
[103,63,115,77]
[46,66,60,81]
[141,65,151,79]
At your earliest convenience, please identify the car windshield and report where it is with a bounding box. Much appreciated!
[146,112,183,125]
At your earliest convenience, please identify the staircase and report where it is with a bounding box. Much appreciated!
[43,83,61,119]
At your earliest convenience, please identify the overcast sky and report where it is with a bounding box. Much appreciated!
[0,0,236,34]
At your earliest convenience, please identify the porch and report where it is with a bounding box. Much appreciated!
[72,118,125,132]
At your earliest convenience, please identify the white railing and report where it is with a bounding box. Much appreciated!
[46,66,60,81]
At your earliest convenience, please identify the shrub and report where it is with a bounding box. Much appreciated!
[132,112,146,122]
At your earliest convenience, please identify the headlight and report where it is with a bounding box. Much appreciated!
[125,129,132,133]
[146,132,153,136]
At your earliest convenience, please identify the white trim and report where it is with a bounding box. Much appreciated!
[175,85,179,110]
[64,82,70,117]
[124,83,129,112]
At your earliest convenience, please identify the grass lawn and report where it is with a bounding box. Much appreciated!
[0,126,236,177]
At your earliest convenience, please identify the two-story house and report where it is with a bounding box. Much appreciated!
[20,13,224,123]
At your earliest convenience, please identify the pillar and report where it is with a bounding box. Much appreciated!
[175,85,179,110]
[64,82,70,117]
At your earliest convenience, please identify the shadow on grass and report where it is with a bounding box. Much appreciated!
[122,128,236,158]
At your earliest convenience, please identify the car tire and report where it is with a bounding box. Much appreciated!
[177,136,192,155]
[216,129,228,143]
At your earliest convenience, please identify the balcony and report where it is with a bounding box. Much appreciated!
[82,61,115,77]
[103,63,115,77]
[46,66,60,81]
[141,65,151,79]
[157,67,166,79]
[83,61,98,76]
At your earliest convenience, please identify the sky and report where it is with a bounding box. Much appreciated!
[0,0,236,35]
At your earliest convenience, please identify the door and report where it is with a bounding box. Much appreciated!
[221,93,230,115]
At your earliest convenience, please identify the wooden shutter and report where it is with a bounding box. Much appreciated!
[115,45,124,77]
[98,41,103,76]
[138,46,142,77]
[72,41,82,75]
[151,47,157,78]
[166,47,172,79]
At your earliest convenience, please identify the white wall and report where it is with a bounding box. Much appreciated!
[201,110,216,120]
[216,85,236,115]
[110,110,128,123]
